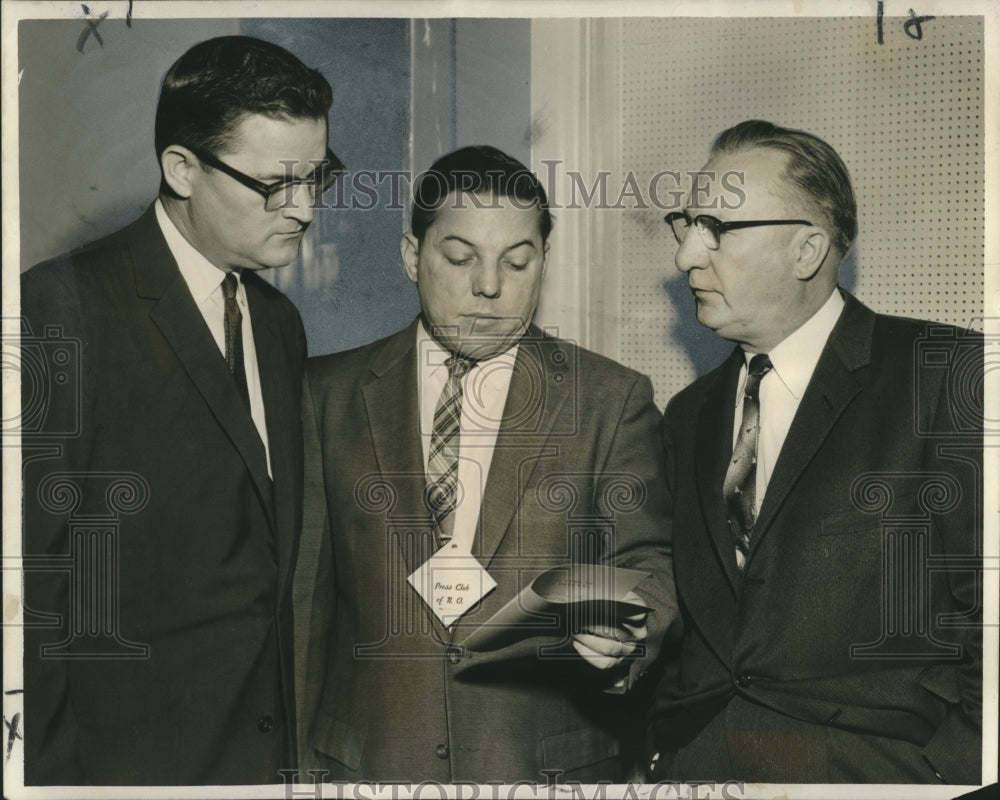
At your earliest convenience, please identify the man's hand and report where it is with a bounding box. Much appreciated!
[572,591,649,670]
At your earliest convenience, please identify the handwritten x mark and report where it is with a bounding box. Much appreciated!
[77,4,110,53]
[5,713,22,764]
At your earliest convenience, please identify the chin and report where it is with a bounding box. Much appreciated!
[253,254,300,271]
[694,307,714,327]
[462,332,522,360]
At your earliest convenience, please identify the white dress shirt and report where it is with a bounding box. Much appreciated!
[155,200,272,476]
[733,289,845,516]
[417,320,517,554]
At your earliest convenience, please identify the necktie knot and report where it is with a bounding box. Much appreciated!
[445,355,475,381]
[744,354,772,399]
[748,353,772,379]
[222,271,239,301]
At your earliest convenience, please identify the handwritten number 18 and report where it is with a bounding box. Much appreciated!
[877,1,936,45]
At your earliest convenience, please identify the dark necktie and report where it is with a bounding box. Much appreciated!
[221,272,251,409]
[724,353,773,569]
[426,355,474,548]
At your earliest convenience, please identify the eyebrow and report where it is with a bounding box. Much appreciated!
[440,235,538,252]
[260,158,324,184]
[684,209,720,218]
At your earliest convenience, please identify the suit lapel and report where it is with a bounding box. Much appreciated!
[362,325,572,640]
[477,330,570,567]
[362,322,459,643]
[130,207,275,530]
[246,277,295,589]
[362,322,434,576]
[693,348,745,593]
[747,294,873,561]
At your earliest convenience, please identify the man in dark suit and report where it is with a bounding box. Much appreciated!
[649,120,982,784]
[19,36,342,785]
[296,146,679,782]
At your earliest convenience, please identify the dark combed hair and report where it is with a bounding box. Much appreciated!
[711,120,857,256]
[410,145,553,242]
[155,35,333,178]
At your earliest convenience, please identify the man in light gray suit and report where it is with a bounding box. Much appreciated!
[295,145,679,782]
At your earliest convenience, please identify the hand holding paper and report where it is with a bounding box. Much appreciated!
[458,564,652,652]
[572,590,649,670]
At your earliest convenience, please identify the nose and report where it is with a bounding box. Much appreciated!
[281,182,315,225]
[673,226,707,274]
[472,260,501,298]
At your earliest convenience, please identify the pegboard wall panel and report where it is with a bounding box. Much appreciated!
[611,16,984,406]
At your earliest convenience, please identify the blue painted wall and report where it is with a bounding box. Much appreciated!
[18,17,417,357]
[242,18,418,355]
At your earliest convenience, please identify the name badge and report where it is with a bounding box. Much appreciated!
[407,548,497,628]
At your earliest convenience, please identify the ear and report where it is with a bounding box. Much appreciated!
[541,241,550,276]
[793,227,831,281]
[160,145,199,200]
[400,232,420,284]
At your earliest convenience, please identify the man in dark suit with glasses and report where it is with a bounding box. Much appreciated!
[20,35,342,785]
[650,120,982,785]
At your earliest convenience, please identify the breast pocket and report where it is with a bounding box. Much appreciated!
[818,507,884,537]
[818,490,923,536]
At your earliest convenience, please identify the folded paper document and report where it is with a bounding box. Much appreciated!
[459,564,652,651]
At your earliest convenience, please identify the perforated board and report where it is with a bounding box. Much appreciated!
[610,16,984,405]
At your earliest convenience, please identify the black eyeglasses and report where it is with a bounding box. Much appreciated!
[664,211,813,250]
[191,146,346,211]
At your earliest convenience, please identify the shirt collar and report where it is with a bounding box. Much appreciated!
[155,198,235,304]
[416,318,519,377]
[737,289,845,404]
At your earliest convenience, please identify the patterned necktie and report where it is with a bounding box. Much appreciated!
[221,272,251,409]
[724,353,773,569]
[426,355,474,548]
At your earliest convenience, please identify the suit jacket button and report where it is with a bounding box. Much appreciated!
[447,646,463,664]
[735,673,752,689]
[435,744,449,759]
[257,715,275,733]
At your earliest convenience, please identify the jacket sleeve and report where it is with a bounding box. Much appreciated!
[292,368,336,772]
[596,373,680,691]
[919,334,983,785]
[20,260,91,784]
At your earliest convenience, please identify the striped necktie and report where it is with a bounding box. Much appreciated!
[221,272,251,409]
[724,353,772,569]
[426,355,474,548]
